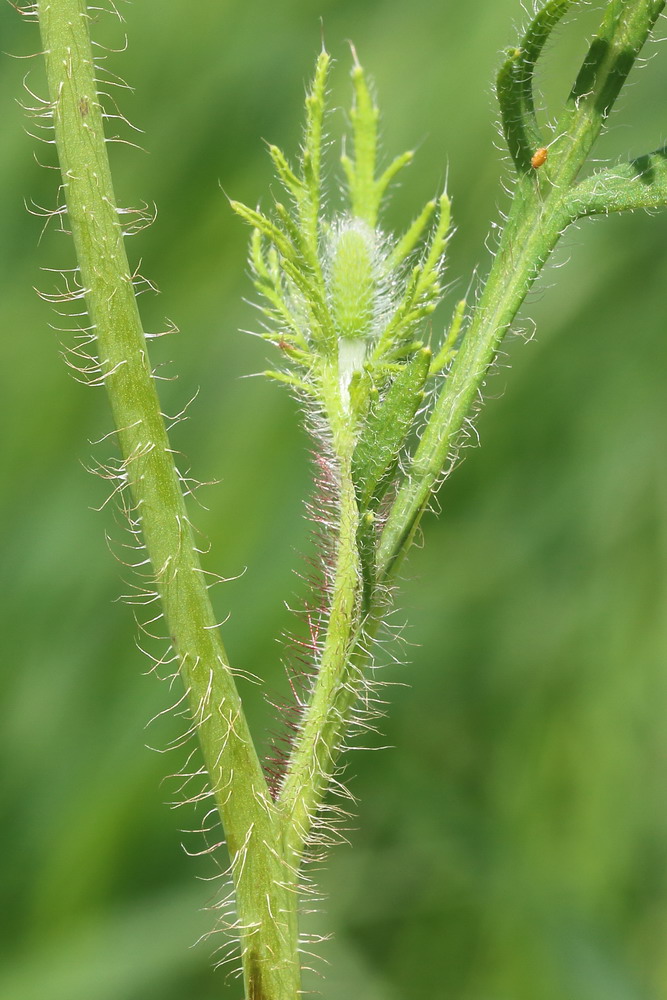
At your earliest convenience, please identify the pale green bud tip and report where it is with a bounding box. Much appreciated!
[329,220,377,342]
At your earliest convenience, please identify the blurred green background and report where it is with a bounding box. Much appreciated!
[2,1,667,998]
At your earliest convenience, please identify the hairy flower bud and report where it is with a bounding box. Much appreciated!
[326,217,389,404]
[328,218,377,342]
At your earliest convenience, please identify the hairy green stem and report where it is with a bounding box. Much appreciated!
[279,464,361,863]
[272,0,667,882]
[32,0,667,996]
[278,365,363,862]
[378,0,666,579]
[274,0,667,914]
[37,1,299,996]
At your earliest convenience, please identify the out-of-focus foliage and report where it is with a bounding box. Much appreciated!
[1,1,667,997]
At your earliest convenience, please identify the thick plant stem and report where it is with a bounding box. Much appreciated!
[37,1,300,995]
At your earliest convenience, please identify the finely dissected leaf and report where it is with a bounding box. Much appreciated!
[566,147,667,217]
[497,0,584,172]
[376,194,451,355]
[430,298,466,375]
[268,143,305,200]
[353,347,431,613]
[342,55,413,227]
[352,347,432,511]
[387,198,436,270]
[341,59,380,224]
[230,200,296,260]
[235,55,450,397]
[301,50,330,254]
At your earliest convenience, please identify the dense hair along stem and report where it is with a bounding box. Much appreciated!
[36,1,300,996]
[27,0,667,994]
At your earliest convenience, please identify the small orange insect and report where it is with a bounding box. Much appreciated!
[531,146,548,169]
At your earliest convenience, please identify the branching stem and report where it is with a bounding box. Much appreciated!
[30,1,667,998]
[378,0,667,580]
